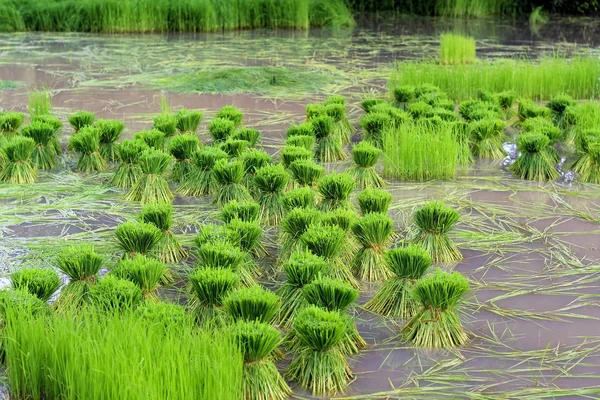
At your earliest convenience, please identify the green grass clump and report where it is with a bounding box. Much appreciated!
[518,99,551,121]
[89,276,143,313]
[220,200,260,223]
[347,141,385,188]
[196,241,245,271]
[68,110,95,133]
[240,149,273,189]
[547,93,576,127]
[286,122,314,138]
[312,115,346,162]
[95,119,125,162]
[126,149,173,203]
[111,254,171,301]
[317,172,355,212]
[365,245,432,319]
[469,118,506,159]
[0,289,50,320]
[219,139,249,158]
[68,127,107,172]
[289,159,324,187]
[402,269,470,348]
[135,301,189,331]
[231,127,261,147]
[216,105,244,128]
[392,86,415,103]
[572,130,600,183]
[0,111,24,136]
[279,207,321,260]
[176,109,203,133]
[409,201,462,263]
[521,116,561,145]
[55,245,103,309]
[189,267,239,323]
[449,121,473,167]
[351,213,394,282]
[139,202,186,263]
[112,140,149,188]
[28,89,53,118]
[115,221,162,258]
[10,268,61,302]
[459,100,501,121]
[153,114,178,137]
[225,218,266,259]
[325,102,354,144]
[209,118,236,143]
[21,122,58,169]
[213,159,252,206]
[134,129,166,150]
[510,133,559,181]
[254,164,288,225]
[224,286,280,323]
[0,136,37,183]
[286,134,315,151]
[440,33,476,65]
[32,114,62,154]
[320,208,360,266]
[360,112,392,148]
[282,186,315,211]
[168,134,201,183]
[306,103,326,119]
[281,145,313,168]
[357,188,392,215]
[179,146,228,196]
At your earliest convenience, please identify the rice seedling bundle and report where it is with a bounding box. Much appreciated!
[351,212,394,281]
[325,102,354,144]
[282,186,315,211]
[286,134,315,151]
[317,172,355,211]
[279,207,321,260]
[240,149,273,189]
[179,146,229,196]
[360,112,392,148]
[371,102,413,126]
[68,110,95,133]
[286,122,314,138]
[254,164,288,225]
[361,97,386,113]
[407,101,435,120]
[219,139,249,158]
[153,114,178,137]
[546,93,576,128]
[231,127,261,147]
[439,33,476,65]
[392,85,416,103]
[20,122,57,169]
[10,268,61,302]
[285,306,352,396]
[232,321,291,400]
[408,201,462,263]
[402,269,470,348]
[176,109,203,133]
[0,289,50,320]
[289,159,324,187]
[134,129,166,150]
[459,100,501,121]
[209,118,237,144]
[220,200,260,223]
[55,244,103,309]
[479,90,516,115]
[365,245,432,318]
[0,136,37,183]
[320,208,360,266]
[312,115,346,162]
[347,141,385,188]
[223,286,280,323]
[276,249,329,328]
[216,105,244,128]
[281,145,313,168]
[468,118,506,159]
[213,159,252,206]
[189,267,240,323]
[517,99,551,121]
[572,130,600,183]
[32,114,62,154]
[357,188,392,215]
[196,241,245,271]
[89,276,143,313]
[135,301,189,331]
[225,218,266,259]
[306,103,326,119]
[112,139,149,188]
[95,119,125,162]
[115,221,162,258]
[449,121,473,166]
[126,149,173,203]
[139,202,186,263]
[323,95,346,106]
[510,133,559,181]
[168,133,201,183]
[521,116,561,147]
[110,254,171,301]
[68,127,107,172]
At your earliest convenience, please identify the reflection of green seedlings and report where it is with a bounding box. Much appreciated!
[469,118,506,159]
[95,119,125,162]
[225,218,266,259]
[440,33,476,65]
[115,221,162,259]
[281,145,313,168]
[126,149,173,204]
[317,172,355,212]
[360,112,392,148]
[282,187,315,211]
[357,188,392,215]
[209,118,236,143]
[168,134,200,183]
[220,200,260,223]
[529,6,548,34]
[409,201,462,263]
[21,122,58,169]
[134,129,166,150]
[313,115,346,162]
[112,140,148,188]
[279,208,321,261]
[286,134,315,151]
[55,245,102,309]
[352,212,394,281]
[0,111,24,136]
[0,136,36,183]
[213,159,252,206]
[510,133,559,181]
[10,268,61,302]
[347,141,384,188]
[111,254,171,301]
[240,149,272,189]
[188,267,239,324]
[179,146,228,196]
[176,109,203,134]
[289,159,324,187]
[89,276,143,313]
[216,105,243,128]
[153,114,178,137]
[223,286,280,323]
[365,245,432,319]
[517,99,551,121]
[254,164,288,225]
[219,139,249,158]
[402,269,469,348]
[572,130,600,183]
[231,128,261,147]
[68,111,95,133]
[139,202,187,263]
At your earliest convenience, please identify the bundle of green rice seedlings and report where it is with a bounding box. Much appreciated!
[408,201,462,263]
[478,90,516,112]
[325,103,354,144]
[459,100,502,122]
[0,288,50,320]
[153,114,178,137]
[213,159,252,206]
[521,116,561,143]
[32,114,62,154]
[231,127,261,148]
[233,321,291,400]
[313,115,346,162]
[220,200,260,223]
[408,101,435,120]
[346,141,385,189]
[289,159,324,187]
[279,208,321,261]
[209,118,236,143]
[89,275,143,313]
[361,97,386,113]
[547,93,576,128]
[371,103,412,126]
[509,133,559,181]
[306,103,326,120]
[0,137,37,183]
[135,301,189,332]
[134,129,166,150]
[95,119,125,162]
[112,139,149,188]
[572,130,600,183]
[301,223,358,288]
[195,241,245,270]
[179,146,228,196]
[55,244,103,309]
[225,218,266,259]
[317,172,355,212]
[254,164,288,225]
[110,254,171,301]
[10,268,61,302]
[351,213,394,282]
[240,149,273,190]
[323,95,346,107]
[468,118,506,159]
[320,208,360,266]
[286,135,315,151]
[168,133,200,183]
[115,221,162,259]
[188,267,239,324]
[219,138,249,158]
[285,306,352,396]
[282,187,315,211]
[21,122,58,169]
[68,127,107,172]
[139,202,187,263]
[280,145,313,168]
[433,108,459,122]
[286,122,314,138]
[176,109,203,134]
[0,111,24,137]
[449,121,473,167]
[223,286,280,323]
[126,149,173,203]
[360,112,392,148]
[402,269,470,348]
[276,250,329,329]
[517,99,551,121]
[68,110,95,133]
[365,245,432,318]
[357,188,392,215]
[216,105,244,128]
[392,85,416,104]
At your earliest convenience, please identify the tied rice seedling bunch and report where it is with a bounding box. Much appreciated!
[510,133,559,181]
[408,101,435,119]
[139,202,187,263]
[347,141,385,188]
[21,122,58,169]
[176,109,203,134]
[370,103,412,126]
[449,121,473,167]
[351,213,394,282]
[179,146,228,196]
[276,250,329,329]
[365,245,432,319]
[286,122,314,139]
[135,301,189,332]
[220,200,260,223]
[134,129,166,150]
[285,306,352,396]
[0,136,37,184]
[216,105,244,128]
[469,118,506,159]
[317,172,355,212]
[231,128,261,148]
[280,145,313,168]
[10,268,61,302]
[233,321,291,400]
[110,254,171,301]
[67,111,95,133]
[95,119,125,162]
[312,115,346,162]
[286,135,315,151]
[0,112,24,137]
[89,276,143,314]
[240,149,273,190]
[517,99,551,121]
[225,218,266,259]
[254,164,288,225]
[0,289,50,321]
[408,201,462,263]
[153,114,178,137]
[289,159,324,188]
[32,115,62,154]
[520,117,561,161]
[547,93,576,128]
[572,130,600,183]
[360,112,392,149]
[358,188,392,215]
[325,102,354,144]
[361,97,386,113]
[279,208,321,261]
[459,100,501,122]
[402,269,470,348]
[67,127,107,172]
[223,286,280,323]
[126,149,173,204]
[188,267,239,325]
[168,134,200,183]
[213,159,252,206]
[209,118,236,143]
[55,245,103,310]
[306,103,326,120]
[115,221,162,259]
[323,95,347,107]
[219,139,249,159]
[112,140,148,188]
[282,187,315,211]
[320,208,361,267]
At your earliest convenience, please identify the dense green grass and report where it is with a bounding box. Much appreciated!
[440,33,476,65]
[346,0,524,15]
